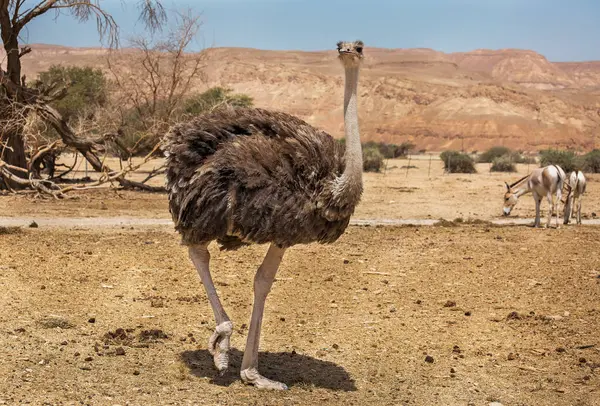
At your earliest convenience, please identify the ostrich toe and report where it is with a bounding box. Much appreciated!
[240,367,288,390]
[208,321,233,373]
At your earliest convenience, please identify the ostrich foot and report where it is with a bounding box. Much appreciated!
[208,321,233,373]
[240,368,288,390]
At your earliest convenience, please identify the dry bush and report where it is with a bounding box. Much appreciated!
[440,151,476,174]
[490,156,517,172]
[363,147,384,172]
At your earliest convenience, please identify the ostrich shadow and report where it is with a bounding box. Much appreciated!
[180,348,356,391]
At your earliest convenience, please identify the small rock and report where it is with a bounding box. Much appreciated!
[279,317,286,322]
[424,355,434,363]
[450,367,456,373]
[74,352,80,357]
[464,311,472,316]
[507,353,516,360]
[506,311,522,320]
[556,347,566,353]
[115,347,126,356]
[88,317,96,324]
[324,275,334,282]
[415,300,422,305]
[84,356,93,362]
[452,345,461,353]
[29,221,38,228]
[40,285,46,290]
[443,301,456,308]
[343,259,350,265]
[579,357,587,364]
[389,305,397,313]
[332,343,339,350]
[133,370,140,376]
[60,341,68,346]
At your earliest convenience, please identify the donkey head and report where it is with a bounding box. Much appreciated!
[503,182,519,216]
[503,174,529,216]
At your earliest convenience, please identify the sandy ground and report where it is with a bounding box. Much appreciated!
[2,155,599,223]
[1,156,600,405]
[0,225,599,405]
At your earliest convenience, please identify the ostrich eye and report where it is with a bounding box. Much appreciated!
[356,46,363,53]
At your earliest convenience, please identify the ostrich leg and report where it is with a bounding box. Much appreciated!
[240,244,287,390]
[189,244,233,373]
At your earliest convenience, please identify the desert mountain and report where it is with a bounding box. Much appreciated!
[8,44,600,152]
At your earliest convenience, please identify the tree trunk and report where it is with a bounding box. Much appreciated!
[0,29,28,188]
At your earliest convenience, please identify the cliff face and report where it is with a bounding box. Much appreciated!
[8,44,600,152]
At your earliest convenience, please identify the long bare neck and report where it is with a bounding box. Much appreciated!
[335,66,363,202]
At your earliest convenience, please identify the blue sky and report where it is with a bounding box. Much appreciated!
[23,0,600,61]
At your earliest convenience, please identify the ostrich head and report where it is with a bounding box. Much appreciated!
[337,40,364,67]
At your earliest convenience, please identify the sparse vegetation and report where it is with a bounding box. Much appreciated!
[490,155,517,172]
[539,149,581,173]
[361,141,414,159]
[34,66,108,123]
[183,87,253,116]
[440,150,477,173]
[478,146,511,163]
[582,149,600,173]
[478,146,535,165]
[362,147,384,172]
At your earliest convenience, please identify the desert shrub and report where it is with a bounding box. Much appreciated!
[478,146,511,163]
[363,147,384,172]
[539,149,582,173]
[490,156,517,172]
[479,146,536,165]
[440,150,476,173]
[184,87,253,115]
[117,87,254,154]
[583,149,600,173]
[33,65,107,122]
[361,141,414,159]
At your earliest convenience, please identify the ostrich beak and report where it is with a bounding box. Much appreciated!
[503,207,511,216]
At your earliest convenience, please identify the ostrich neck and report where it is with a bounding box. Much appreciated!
[336,66,363,203]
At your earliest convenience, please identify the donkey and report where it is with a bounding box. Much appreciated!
[503,165,567,228]
[563,170,586,225]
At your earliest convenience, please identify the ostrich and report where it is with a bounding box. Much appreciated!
[163,40,365,390]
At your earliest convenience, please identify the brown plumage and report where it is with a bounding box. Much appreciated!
[163,40,364,390]
[164,107,360,249]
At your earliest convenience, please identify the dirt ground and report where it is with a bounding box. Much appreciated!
[0,224,599,406]
[1,156,600,405]
[2,155,599,222]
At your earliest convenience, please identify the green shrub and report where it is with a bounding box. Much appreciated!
[490,156,517,172]
[34,65,107,122]
[479,146,535,164]
[361,141,414,159]
[539,149,582,173]
[583,149,600,173]
[184,87,253,116]
[478,146,511,163]
[440,150,476,173]
[363,147,384,172]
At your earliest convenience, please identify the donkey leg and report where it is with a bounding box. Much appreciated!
[534,195,542,228]
[545,194,553,229]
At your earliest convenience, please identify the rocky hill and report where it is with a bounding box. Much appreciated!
[8,43,600,152]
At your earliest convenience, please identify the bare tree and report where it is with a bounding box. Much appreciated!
[106,9,206,154]
[0,0,166,189]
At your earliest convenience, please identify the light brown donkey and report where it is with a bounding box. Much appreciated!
[503,165,566,228]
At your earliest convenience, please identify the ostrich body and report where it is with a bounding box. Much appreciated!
[164,41,364,390]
